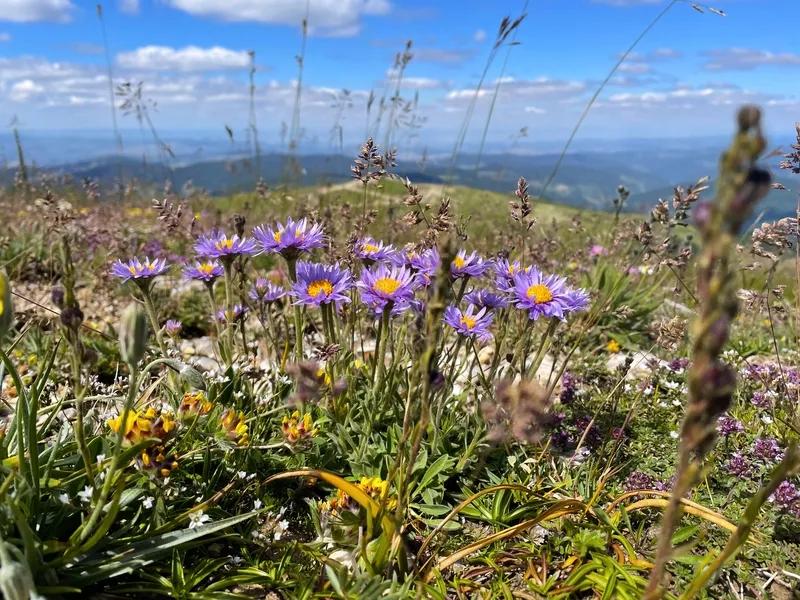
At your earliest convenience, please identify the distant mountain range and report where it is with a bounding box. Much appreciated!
[1,144,795,228]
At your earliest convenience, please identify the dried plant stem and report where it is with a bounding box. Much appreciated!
[96,3,124,199]
[539,0,680,200]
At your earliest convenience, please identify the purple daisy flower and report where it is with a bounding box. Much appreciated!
[510,267,572,321]
[463,289,509,311]
[450,250,492,279]
[249,278,286,303]
[392,246,440,286]
[216,304,248,324]
[184,260,224,283]
[494,258,522,289]
[164,319,182,337]
[110,256,169,282]
[564,288,591,313]
[291,262,352,307]
[443,304,493,341]
[194,231,257,259]
[354,237,398,264]
[357,263,417,315]
[253,217,325,259]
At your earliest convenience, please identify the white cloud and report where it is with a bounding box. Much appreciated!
[119,0,139,14]
[401,77,446,90]
[0,32,10,42]
[473,29,486,43]
[524,105,546,114]
[166,0,391,37]
[704,48,800,71]
[0,0,74,23]
[117,45,251,71]
[10,79,45,101]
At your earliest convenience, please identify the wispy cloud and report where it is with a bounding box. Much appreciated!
[0,32,10,42]
[166,0,391,37]
[703,48,800,70]
[117,46,252,72]
[0,0,74,23]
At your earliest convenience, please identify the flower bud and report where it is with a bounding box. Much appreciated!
[119,303,148,365]
[0,271,12,342]
[179,364,206,391]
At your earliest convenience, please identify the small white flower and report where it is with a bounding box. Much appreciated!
[237,471,248,479]
[762,415,773,424]
[78,486,93,503]
[58,493,70,505]
[188,510,211,529]
[669,431,679,439]
[142,496,154,510]
[254,499,263,510]
[274,519,289,540]
[507,455,518,467]
[96,453,106,465]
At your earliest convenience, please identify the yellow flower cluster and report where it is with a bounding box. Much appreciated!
[220,409,249,446]
[178,391,214,420]
[606,339,621,354]
[319,476,397,515]
[108,407,177,446]
[281,411,318,444]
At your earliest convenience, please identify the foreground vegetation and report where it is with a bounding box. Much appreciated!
[0,108,798,599]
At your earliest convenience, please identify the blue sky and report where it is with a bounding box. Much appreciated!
[0,0,798,155]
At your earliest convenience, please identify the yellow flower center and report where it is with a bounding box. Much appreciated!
[452,256,466,269]
[273,230,282,243]
[307,279,334,298]
[460,315,477,329]
[374,277,401,295]
[526,284,553,304]
[215,238,234,250]
[128,265,138,275]
[199,263,215,275]
[362,243,380,254]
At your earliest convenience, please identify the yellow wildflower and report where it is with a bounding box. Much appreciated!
[606,339,621,353]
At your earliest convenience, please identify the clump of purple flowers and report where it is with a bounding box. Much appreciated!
[717,415,744,436]
[726,452,751,478]
[195,231,257,260]
[111,256,169,283]
[253,217,325,260]
[770,481,800,509]
[291,262,352,307]
[623,471,668,492]
[753,437,783,463]
[443,304,493,341]
[357,263,417,315]
[392,246,440,286]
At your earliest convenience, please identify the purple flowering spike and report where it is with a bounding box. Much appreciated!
[184,260,224,283]
[110,256,169,282]
[291,261,352,307]
[253,217,325,259]
[443,304,493,341]
[450,250,492,279]
[194,231,257,259]
[357,262,418,315]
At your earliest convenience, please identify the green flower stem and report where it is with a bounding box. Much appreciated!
[286,258,304,361]
[78,362,138,544]
[371,305,392,396]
